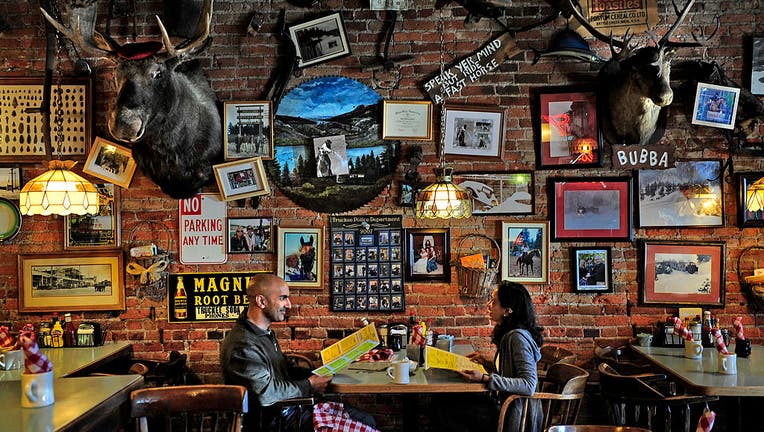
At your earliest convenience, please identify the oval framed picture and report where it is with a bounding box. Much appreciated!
[0,197,21,242]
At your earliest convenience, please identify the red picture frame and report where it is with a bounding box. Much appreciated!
[640,241,725,307]
[532,86,602,169]
[549,177,632,242]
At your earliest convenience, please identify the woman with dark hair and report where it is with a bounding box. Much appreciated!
[437,281,544,432]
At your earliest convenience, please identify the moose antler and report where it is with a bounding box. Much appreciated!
[40,2,119,58]
[156,0,213,59]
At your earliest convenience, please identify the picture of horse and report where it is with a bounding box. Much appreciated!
[501,222,548,284]
[277,227,323,288]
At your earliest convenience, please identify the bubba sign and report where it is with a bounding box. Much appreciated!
[613,144,675,170]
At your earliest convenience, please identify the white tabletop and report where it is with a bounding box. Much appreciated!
[0,341,132,381]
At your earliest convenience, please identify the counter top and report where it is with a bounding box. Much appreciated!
[0,341,132,381]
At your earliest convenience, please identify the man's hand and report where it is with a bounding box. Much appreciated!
[308,374,332,393]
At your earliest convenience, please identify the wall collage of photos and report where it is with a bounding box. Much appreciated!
[330,215,404,312]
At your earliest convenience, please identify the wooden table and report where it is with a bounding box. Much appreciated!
[0,374,143,432]
[630,344,764,396]
[0,341,133,381]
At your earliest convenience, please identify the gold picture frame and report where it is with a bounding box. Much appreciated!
[213,157,271,201]
[18,250,125,312]
[382,100,433,140]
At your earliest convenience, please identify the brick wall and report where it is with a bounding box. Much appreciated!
[1,0,763,391]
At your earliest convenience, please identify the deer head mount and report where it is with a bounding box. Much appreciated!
[41,0,221,199]
[565,0,703,145]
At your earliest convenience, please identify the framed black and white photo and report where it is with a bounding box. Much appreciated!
[227,217,273,254]
[571,247,612,293]
[691,82,740,130]
[223,101,274,160]
[313,135,350,177]
[83,137,137,188]
[382,100,433,140]
[453,171,534,215]
[0,166,22,199]
[443,105,504,160]
[288,13,350,68]
[750,36,764,95]
[637,160,724,228]
[64,183,120,250]
[213,157,270,201]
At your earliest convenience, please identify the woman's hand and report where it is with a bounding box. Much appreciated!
[466,352,495,372]
[457,369,489,383]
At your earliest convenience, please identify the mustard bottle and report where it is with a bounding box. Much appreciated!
[51,319,64,348]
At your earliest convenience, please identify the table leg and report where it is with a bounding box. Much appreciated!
[402,393,419,432]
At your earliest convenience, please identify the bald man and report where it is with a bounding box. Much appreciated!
[220,274,374,431]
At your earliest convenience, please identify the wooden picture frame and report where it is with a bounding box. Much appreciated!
[640,240,725,307]
[213,157,270,201]
[636,160,724,228]
[750,36,764,95]
[532,86,602,169]
[223,101,274,160]
[453,171,534,215]
[83,137,137,188]
[501,221,548,284]
[737,172,764,227]
[288,12,350,68]
[549,176,632,242]
[382,100,433,140]
[571,246,612,293]
[442,105,504,160]
[405,228,450,282]
[18,250,124,312]
[691,82,740,130]
[227,217,273,253]
[0,77,92,162]
[277,227,323,289]
[64,183,120,250]
[0,166,22,199]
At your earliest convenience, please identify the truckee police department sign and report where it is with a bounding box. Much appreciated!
[168,271,268,322]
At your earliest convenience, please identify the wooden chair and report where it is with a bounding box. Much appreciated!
[537,345,577,386]
[597,363,715,432]
[545,426,652,432]
[497,362,589,432]
[130,384,247,432]
[594,345,653,375]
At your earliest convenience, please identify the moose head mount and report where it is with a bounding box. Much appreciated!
[41,0,221,199]
[565,0,704,145]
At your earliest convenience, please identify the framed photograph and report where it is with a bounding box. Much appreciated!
[227,217,273,253]
[636,160,724,228]
[0,166,22,199]
[83,137,137,188]
[532,86,602,169]
[405,228,450,282]
[277,227,323,289]
[691,82,740,130]
[18,250,125,312]
[443,105,504,159]
[382,100,433,140]
[549,177,632,242]
[64,183,120,250]
[501,221,548,284]
[314,135,350,177]
[737,172,764,227]
[453,171,534,215]
[640,241,725,307]
[398,182,420,207]
[571,247,612,293]
[288,12,350,68]
[750,36,764,95]
[223,101,274,160]
[0,77,92,162]
[213,157,270,201]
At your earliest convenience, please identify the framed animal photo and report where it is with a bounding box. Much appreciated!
[571,247,612,293]
[213,157,270,201]
[691,82,740,130]
[288,13,350,68]
[501,221,548,284]
[405,228,450,282]
[443,105,503,160]
[223,101,274,160]
[453,171,534,215]
[227,217,273,254]
[83,137,137,188]
[277,227,323,289]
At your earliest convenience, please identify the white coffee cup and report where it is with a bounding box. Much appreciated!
[717,353,737,375]
[684,340,703,359]
[0,349,23,370]
[386,359,410,384]
[21,370,55,408]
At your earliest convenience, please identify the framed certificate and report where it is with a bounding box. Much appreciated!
[382,100,433,140]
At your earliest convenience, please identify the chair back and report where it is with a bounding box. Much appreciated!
[545,426,652,432]
[594,345,652,375]
[131,384,248,432]
[497,363,589,432]
[538,345,576,373]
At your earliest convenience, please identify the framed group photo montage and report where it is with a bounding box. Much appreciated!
[549,177,632,242]
[640,240,725,307]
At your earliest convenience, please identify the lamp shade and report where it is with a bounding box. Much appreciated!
[19,160,99,216]
[414,167,472,219]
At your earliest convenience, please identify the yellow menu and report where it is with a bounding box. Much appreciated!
[312,323,380,376]
[424,345,487,374]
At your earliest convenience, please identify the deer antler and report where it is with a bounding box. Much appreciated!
[564,0,626,49]
[658,0,700,48]
[156,0,213,59]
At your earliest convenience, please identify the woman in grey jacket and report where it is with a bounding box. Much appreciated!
[439,281,544,432]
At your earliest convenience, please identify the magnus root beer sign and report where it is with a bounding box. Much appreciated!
[168,271,269,322]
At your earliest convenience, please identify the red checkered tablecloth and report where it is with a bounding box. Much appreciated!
[313,402,379,432]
